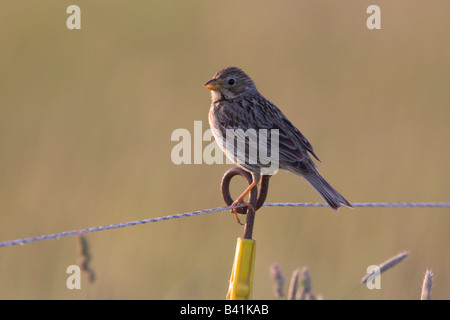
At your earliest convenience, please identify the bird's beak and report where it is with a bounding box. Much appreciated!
[204,79,222,90]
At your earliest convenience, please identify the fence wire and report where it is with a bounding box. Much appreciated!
[0,202,449,248]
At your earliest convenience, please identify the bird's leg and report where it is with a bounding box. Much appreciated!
[232,179,260,207]
[231,177,261,224]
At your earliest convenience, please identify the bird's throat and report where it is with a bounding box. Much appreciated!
[210,90,223,102]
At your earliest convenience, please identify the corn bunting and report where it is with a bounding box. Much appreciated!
[205,67,351,212]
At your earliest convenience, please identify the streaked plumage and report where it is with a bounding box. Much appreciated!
[205,67,351,210]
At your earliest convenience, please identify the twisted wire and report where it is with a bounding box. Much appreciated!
[0,202,448,248]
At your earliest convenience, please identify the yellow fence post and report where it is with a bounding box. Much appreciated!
[221,168,271,300]
[226,237,256,300]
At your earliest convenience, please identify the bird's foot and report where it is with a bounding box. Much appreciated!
[231,197,253,225]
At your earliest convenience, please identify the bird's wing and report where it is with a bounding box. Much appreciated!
[210,97,319,175]
[265,115,319,173]
[254,97,320,171]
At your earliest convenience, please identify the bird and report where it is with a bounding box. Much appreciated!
[204,67,352,217]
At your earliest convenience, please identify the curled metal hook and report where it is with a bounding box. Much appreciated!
[220,167,271,239]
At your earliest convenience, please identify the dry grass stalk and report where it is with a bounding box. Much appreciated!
[77,234,95,283]
[297,266,316,300]
[361,251,409,284]
[420,269,433,300]
[270,264,319,300]
[287,268,299,300]
[269,263,285,298]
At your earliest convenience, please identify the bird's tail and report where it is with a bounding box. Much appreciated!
[302,171,352,211]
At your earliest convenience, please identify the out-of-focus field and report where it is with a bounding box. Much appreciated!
[0,1,449,299]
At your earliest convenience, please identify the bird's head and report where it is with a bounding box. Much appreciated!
[204,67,257,101]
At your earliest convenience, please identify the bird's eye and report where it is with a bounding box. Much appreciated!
[228,78,236,85]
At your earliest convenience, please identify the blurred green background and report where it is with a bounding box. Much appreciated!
[0,1,449,299]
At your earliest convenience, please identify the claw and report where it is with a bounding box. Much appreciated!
[231,199,253,225]
[234,212,244,225]
[223,172,262,224]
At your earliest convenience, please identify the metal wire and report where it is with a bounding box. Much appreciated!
[0,202,448,248]
[264,202,450,208]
